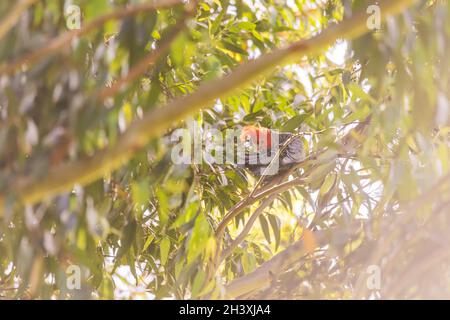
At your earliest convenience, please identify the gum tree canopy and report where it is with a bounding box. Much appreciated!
[0,0,449,299]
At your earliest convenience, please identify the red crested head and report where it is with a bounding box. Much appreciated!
[240,125,272,149]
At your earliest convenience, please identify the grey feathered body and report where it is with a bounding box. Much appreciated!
[241,131,304,176]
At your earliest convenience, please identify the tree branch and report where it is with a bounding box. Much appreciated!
[0,0,415,214]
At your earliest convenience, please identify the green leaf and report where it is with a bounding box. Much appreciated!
[281,114,309,132]
[241,252,256,274]
[131,179,150,215]
[156,188,169,226]
[191,269,206,298]
[297,186,316,211]
[347,83,375,103]
[319,173,336,196]
[98,274,115,300]
[237,21,256,31]
[160,237,171,266]
[85,0,110,22]
[268,214,281,251]
[170,33,188,67]
[220,41,248,55]
[115,219,137,265]
[210,1,229,35]
[187,213,211,264]
[142,234,155,253]
[259,215,271,244]
[171,201,199,229]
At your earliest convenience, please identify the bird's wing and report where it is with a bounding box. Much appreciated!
[281,137,304,165]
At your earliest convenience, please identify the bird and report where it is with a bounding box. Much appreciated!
[238,125,304,176]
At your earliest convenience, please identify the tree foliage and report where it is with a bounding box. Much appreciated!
[0,0,449,299]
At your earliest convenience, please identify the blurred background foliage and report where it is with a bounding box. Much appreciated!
[0,0,449,299]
